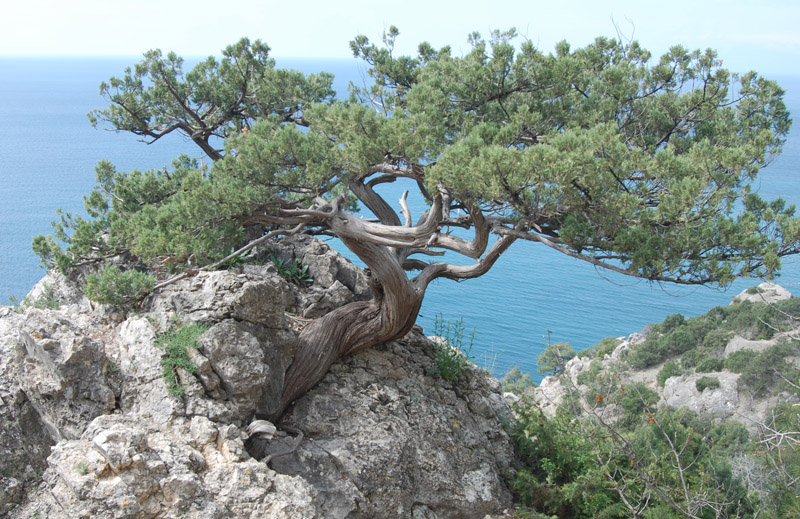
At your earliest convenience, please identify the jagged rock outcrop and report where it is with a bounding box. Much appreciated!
[272,335,515,518]
[730,281,792,305]
[1,237,515,518]
[663,372,740,419]
[17,309,117,440]
[0,308,54,516]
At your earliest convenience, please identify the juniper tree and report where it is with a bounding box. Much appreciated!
[35,29,798,419]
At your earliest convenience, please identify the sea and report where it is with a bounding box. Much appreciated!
[1,57,799,380]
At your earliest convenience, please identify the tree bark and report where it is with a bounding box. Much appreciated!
[271,213,426,420]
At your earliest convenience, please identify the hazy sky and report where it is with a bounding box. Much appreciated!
[3,0,799,76]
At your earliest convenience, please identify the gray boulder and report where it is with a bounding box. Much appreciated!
[16,308,116,441]
[663,373,740,420]
[731,282,792,305]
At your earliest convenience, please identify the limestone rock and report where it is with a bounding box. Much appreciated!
[10,329,515,519]
[300,279,356,318]
[146,268,291,329]
[268,330,515,519]
[13,414,318,519]
[197,319,295,421]
[0,308,54,491]
[268,234,371,300]
[112,316,187,425]
[3,236,515,518]
[724,335,779,356]
[16,308,116,440]
[663,373,740,419]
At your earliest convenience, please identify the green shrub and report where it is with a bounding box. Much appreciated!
[627,340,665,369]
[680,348,706,368]
[619,382,659,424]
[576,359,603,387]
[631,299,800,373]
[664,328,697,355]
[724,299,800,340]
[537,341,576,375]
[723,350,751,373]
[701,328,733,351]
[696,376,721,392]
[500,366,535,395]
[695,357,724,373]
[628,317,708,369]
[511,407,609,518]
[577,337,621,359]
[156,322,209,397]
[681,348,716,370]
[510,392,772,518]
[659,313,685,333]
[657,359,682,387]
[84,266,155,305]
[738,342,800,397]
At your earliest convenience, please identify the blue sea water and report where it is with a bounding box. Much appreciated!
[1,57,798,379]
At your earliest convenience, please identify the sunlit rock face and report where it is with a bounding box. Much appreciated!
[2,236,515,519]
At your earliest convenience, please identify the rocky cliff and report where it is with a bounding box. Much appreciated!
[0,237,515,519]
[526,282,800,431]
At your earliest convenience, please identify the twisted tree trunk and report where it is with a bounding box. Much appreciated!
[272,215,426,420]
[269,194,514,421]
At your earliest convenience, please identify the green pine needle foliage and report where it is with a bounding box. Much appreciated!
[32,30,800,307]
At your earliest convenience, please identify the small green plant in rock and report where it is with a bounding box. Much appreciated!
[32,285,61,310]
[696,376,721,392]
[270,255,313,286]
[695,357,724,373]
[577,336,621,359]
[219,246,256,269]
[156,322,209,397]
[8,294,24,313]
[9,285,61,312]
[431,313,474,382]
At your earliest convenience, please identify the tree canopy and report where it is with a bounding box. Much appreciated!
[34,28,797,418]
